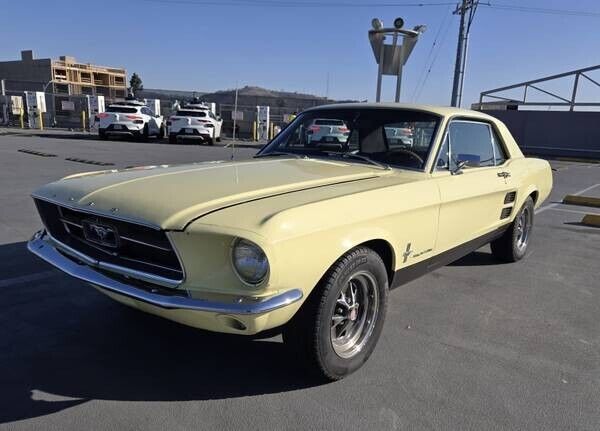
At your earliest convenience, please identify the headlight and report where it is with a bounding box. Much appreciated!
[231,238,269,285]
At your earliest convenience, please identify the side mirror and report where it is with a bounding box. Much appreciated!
[451,160,467,175]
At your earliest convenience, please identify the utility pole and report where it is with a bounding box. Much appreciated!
[450,0,479,107]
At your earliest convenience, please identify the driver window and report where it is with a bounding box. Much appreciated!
[447,121,495,169]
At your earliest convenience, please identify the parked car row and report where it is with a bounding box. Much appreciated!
[96,99,223,145]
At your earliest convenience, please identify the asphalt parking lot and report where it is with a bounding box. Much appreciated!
[1,134,599,430]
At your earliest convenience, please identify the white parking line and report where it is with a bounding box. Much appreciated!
[536,183,600,215]
[0,270,57,288]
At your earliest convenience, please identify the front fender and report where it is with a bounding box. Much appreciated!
[270,226,398,302]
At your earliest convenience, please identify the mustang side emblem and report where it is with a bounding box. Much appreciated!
[82,220,119,248]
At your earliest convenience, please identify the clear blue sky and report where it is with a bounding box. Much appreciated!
[2,0,600,106]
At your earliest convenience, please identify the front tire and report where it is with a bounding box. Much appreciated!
[169,134,177,145]
[491,196,534,262]
[282,246,388,381]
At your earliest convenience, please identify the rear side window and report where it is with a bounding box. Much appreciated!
[141,107,154,116]
[176,110,207,117]
[491,129,508,165]
[106,106,137,113]
[448,121,495,168]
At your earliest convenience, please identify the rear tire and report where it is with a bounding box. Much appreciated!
[282,246,388,381]
[169,134,177,145]
[491,196,535,262]
[157,125,165,139]
[141,124,149,142]
[99,130,107,140]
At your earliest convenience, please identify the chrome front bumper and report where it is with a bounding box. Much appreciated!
[27,230,303,315]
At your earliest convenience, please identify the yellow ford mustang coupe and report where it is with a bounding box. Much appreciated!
[28,103,552,380]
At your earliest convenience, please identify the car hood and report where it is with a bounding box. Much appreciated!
[33,158,388,230]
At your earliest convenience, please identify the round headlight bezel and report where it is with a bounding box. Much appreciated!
[230,238,270,287]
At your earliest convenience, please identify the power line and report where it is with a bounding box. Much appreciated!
[138,0,457,7]
[483,3,600,18]
[411,6,452,102]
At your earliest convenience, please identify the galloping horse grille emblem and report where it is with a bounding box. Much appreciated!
[82,220,119,248]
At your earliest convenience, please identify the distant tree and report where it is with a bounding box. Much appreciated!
[129,73,143,96]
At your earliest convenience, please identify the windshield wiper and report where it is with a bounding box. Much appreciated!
[339,152,390,170]
[254,151,306,159]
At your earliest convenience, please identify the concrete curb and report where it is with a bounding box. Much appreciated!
[563,195,600,208]
[581,214,600,227]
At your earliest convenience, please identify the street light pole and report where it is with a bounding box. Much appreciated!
[369,18,426,103]
[375,38,386,102]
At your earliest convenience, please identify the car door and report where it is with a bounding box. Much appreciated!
[433,119,515,253]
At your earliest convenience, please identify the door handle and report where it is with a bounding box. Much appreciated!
[497,171,511,178]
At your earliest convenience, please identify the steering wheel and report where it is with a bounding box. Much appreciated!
[390,149,424,165]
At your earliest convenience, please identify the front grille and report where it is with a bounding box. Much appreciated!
[34,199,184,282]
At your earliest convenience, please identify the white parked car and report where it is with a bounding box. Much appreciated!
[167,103,223,145]
[306,118,350,148]
[385,126,414,148]
[97,100,164,140]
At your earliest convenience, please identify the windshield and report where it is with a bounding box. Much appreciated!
[176,110,207,117]
[258,108,440,170]
[106,106,137,113]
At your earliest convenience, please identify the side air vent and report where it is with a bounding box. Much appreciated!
[500,207,512,219]
[504,191,516,204]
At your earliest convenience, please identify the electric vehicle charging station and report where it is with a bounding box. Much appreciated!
[24,91,46,129]
[257,105,270,141]
[144,99,161,116]
[87,95,105,130]
[207,102,216,115]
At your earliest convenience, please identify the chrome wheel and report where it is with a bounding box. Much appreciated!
[516,206,532,251]
[330,271,380,359]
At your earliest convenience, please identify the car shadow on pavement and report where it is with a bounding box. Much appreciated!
[0,241,321,424]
